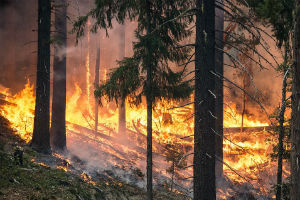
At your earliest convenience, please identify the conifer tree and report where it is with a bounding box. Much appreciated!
[31,0,51,153]
[51,0,67,151]
[291,0,300,198]
[193,0,216,199]
[73,1,193,199]
[247,1,293,198]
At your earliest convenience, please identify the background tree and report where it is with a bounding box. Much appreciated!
[94,47,100,133]
[31,0,51,153]
[247,0,294,198]
[118,24,126,135]
[51,0,67,151]
[163,143,188,192]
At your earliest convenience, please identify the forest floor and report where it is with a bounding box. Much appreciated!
[0,115,190,200]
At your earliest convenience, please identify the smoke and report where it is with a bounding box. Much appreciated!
[223,25,283,123]
[0,0,37,94]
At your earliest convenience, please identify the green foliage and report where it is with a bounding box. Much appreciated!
[95,57,143,106]
[247,0,294,47]
[269,106,291,160]
[86,0,194,107]
[271,178,291,200]
[163,143,187,177]
[0,150,93,199]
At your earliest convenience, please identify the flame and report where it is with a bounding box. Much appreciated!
[224,104,268,128]
[1,78,286,197]
[81,172,96,185]
[57,166,69,172]
[0,81,35,142]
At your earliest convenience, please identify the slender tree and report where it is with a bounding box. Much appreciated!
[31,0,51,153]
[118,24,126,135]
[73,2,194,199]
[51,0,67,151]
[291,0,300,198]
[276,45,290,200]
[215,0,224,178]
[247,1,294,198]
[94,48,100,133]
[194,0,216,199]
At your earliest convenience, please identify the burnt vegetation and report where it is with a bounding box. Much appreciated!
[1,0,300,200]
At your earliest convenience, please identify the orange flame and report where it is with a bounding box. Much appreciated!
[0,81,35,142]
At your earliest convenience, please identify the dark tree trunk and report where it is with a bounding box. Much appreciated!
[94,48,100,133]
[31,0,51,153]
[276,45,288,200]
[118,24,126,135]
[145,0,153,199]
[50,0,67,151]
[291,0,300,199]
[194,0,216,199]
[215,0,224,179]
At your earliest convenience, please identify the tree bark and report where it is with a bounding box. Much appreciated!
[51,0,67,151]
[193,0,216,199]
[291,0,300,199]
[31,0,51,153]
[118,24,126,135]
[94,48,100,133]
[145,0,153,199]
[215,0,224,179]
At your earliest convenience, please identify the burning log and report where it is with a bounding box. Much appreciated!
[0,93,17,106]
[224,126,271,133]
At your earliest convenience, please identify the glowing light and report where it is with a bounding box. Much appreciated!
[0,80,35,142]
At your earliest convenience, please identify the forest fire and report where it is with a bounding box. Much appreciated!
[0,79,284,198]
[0,81,35,142]
[2,0,299,199]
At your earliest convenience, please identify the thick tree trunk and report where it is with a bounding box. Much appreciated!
[194,0,216,199]
[291,0,300,199]
[94,48,100,133]
[118,24,126,135]
[31,0,51,153]
[145,0,153,199]
[215,0,224,179]
[51,0,67,151]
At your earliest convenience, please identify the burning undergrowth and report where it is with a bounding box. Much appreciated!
[0,80,290,199]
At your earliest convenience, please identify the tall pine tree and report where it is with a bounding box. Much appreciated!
[31,0,51,153]
[291,0,300,198]
[73,1,194,199]
[51,0,67,151]
[193,0,216,199]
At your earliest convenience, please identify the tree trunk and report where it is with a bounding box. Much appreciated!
[215,0,224,179]
[51,0,67,151]
[31,0,51,154]
[94,48,100,133]
[170,161,175,192]
[276,45,288,200]
[145,0,153,199]
[94,47,100,132]
[241,76,246,132]
[291,0,300,199]
[118,24,126,135]
[194,0,216,199]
